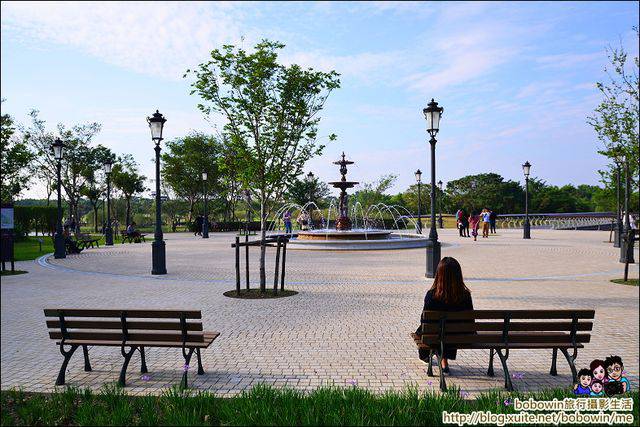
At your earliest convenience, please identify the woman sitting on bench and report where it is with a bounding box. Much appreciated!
[63,229,83,254]
[126,222,142,242]
[416,257,474,373]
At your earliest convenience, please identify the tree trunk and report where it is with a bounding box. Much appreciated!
[126,197,132,226]
[259,198,267,292]
[93,204,99,232]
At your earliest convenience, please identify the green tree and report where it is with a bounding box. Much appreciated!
[111,155,146,226]
[587,27,639,200]
[446,173,523,214]
[80,171,104,232]
[161,133,222,223]
[188,39,340,291]
[352,174,397,209]
[284,175,330,208]
[1,107,34,202]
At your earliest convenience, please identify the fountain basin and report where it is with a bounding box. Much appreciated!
[286,232,429,250]
[297,230,392,240]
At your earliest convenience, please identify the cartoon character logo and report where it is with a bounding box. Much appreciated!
[590,380,605,397]
[590,359,608,383]
[574,368,592,395]
[604,355,630,395]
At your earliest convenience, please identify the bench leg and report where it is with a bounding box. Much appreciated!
[56,344,79,386]
[487,348,495,377]
[434,352,447,392]
[559,348,577,383]
[196,348,204,375]
[427,350,434,377]
[181,348,195,389]
[118,346,138,387]
[550,348,558,376]
[139,347,148,374]
[82,345,92,372]
[495,349,514,391]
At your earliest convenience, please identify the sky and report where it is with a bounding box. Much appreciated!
[1,1,638,199]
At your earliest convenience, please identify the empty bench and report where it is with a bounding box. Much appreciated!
[412,309,594,391]
[44,308,219,388]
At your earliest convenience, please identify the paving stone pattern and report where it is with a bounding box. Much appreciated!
[1,229,638,396]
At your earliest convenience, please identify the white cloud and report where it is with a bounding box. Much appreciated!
[1,1,246,80]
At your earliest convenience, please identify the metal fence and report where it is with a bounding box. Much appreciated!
[495,212,621,231]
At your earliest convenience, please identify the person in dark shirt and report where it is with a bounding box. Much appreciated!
[489,210,497,234]
[416,257,474,372]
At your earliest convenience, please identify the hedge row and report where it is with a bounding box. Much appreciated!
[12,206,61,238]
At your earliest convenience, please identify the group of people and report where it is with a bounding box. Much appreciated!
[455,208,497,241]
[193,215,211,236]
[282,210,311,234]
[574,356,630,396]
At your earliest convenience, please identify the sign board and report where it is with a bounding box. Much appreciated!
[1,207,14,229]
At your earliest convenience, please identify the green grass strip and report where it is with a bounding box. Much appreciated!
[1,385,638,426]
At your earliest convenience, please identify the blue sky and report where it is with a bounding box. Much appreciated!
[2,1,638,198]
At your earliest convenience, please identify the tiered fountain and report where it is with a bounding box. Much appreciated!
[283,153,428,250]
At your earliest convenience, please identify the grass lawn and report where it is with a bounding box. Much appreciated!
[611,278,639,286]
[1,385,637,426]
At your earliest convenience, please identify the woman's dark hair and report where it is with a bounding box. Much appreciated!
[429,257,470,304]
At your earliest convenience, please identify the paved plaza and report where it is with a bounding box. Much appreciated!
[1,229,638,396]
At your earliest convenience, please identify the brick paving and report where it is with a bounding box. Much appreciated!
[1,229,638,396]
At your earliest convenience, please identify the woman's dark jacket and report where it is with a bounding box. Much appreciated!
[416,289,474,360]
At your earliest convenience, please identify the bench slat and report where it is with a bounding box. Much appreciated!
[421,321,593,334]
[55,333,219,349]
[420,332,591,345]
[49,331,205,343]
[44,309,202,319]
[422,310,595,320]
[46,320,203,331]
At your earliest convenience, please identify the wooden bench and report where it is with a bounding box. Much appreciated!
[412,309,594,391]
[119,230,147,244]
[44,308,219,388]
[75,233,101,249]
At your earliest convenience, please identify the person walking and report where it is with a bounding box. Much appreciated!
[283,210,293,234]
[469,211,481,241]
[460,210,470,237]
[194,215,203,236]
[489,209,497,234]
[456,209,464,237]
[481,209,491,238]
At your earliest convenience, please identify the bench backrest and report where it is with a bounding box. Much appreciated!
[44,309,205,344]
[420,310,594,347]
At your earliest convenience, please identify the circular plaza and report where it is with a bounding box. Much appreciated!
[1,229,638,396]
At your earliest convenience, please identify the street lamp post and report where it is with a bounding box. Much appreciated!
[148,110,167,275]
[52,138,66,259]
[415,169,422,234]
[522,161,531,239]
[202,172,209,238]
[613,156,623,248]
[437,180,444,229]
[620,156,634,264]
[103,159,113,246]
[423,99,443,278]
[306,172,314,229]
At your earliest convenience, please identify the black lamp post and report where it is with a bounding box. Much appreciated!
[52,138,66,259]
[613,155,623,248]
[202,172,209,239]
[437,180,444,229]
[620,155,634,264]
[423,99,443,278]
[522,161,531,239]
[306,171,314,228]
[148,110,167,275]
[415,169,422,234]
[103,159,114,246]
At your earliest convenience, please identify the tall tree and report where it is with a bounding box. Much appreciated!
[1,107,34,202]
[161,133,222,223]
[111,154,146,227]
[446,173,524,214]
[80,170,104,233]
[284,175,330,208]
[587,27,639,193]
[187,40,340,291]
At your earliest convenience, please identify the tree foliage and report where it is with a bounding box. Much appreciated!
[1,106,34,202]
[187,39,340,290]
[284,175,331,208]
[111,154,146,226]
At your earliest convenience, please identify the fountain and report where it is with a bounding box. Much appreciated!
[274,153,429,250]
